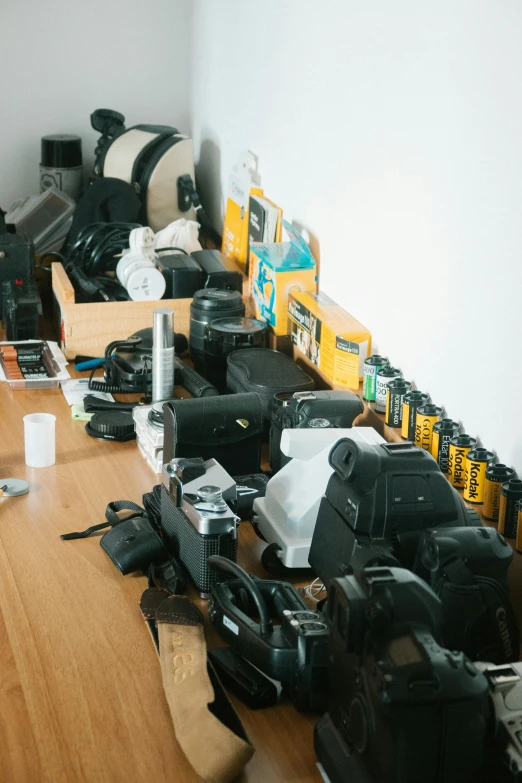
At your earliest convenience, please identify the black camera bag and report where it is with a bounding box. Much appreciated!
[163,392,263,476]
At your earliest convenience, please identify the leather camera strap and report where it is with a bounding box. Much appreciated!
[140,588,254,782]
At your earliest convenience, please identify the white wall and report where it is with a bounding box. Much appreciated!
[191,0,522,475]
[0,0,192,207]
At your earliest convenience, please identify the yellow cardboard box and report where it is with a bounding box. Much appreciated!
[288,291,371,391]
[249,221,317,336]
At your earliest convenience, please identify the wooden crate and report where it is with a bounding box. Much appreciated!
[52,262,250,360]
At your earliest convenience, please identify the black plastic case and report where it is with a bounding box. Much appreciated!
[226,348,314,419]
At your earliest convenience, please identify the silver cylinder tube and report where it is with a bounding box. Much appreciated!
[152,308,175,403]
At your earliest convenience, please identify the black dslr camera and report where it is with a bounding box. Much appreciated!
[268,390,364,473]
[309,439,481,585]
[309,440,518,663]
[315,565,489,783]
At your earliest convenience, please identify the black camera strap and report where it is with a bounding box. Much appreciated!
[60,499,143,540]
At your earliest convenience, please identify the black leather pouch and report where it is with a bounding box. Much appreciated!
[162,392,263,476]
[100,515,166,575]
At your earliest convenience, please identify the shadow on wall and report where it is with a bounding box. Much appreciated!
[195,136,223,232]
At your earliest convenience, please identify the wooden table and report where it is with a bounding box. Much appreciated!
[1,367,521,783]
[0,375,320,783]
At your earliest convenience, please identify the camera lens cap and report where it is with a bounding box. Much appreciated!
[85,411,136,442]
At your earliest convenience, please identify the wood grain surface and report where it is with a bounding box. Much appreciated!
[0,377,319,783]
[1,369,521,783]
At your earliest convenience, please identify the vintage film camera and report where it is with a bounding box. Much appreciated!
[315,566,489,783]
[160,457,239,596]
[208,556,329,713]
[268,390,363,473]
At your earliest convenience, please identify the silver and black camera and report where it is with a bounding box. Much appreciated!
[160,457,239,596]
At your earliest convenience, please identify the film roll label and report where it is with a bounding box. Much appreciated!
[430,419,459,472]
[447,435,477,489]
[414,404,442,452]
[363,355,389,402]
[385,379,412,428]
[375,366,401,414]
[483,464,516,523]
[463,448,495,504]
[498,479,522,539]
[401,391,429,440]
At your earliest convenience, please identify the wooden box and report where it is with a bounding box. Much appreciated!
[52,262,250,360]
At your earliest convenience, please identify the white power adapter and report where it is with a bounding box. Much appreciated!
[116,227,166,301]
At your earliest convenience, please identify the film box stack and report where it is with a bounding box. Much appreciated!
[288,291,371,391]
[249,220,317,336]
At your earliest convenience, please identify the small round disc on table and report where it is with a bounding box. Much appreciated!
[0,479,30,497]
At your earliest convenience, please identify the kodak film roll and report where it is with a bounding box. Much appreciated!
[430,419,459,473]
[363,355,388,403]
[447,434,477,489]
[385,379,412,428]
[483,464,516,523]
[463,448,494,504]
[375,366,401,414]
[415,404,442,452]
[498,478,522,538]
[401,391,429,440]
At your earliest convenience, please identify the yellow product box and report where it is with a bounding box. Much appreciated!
[288,291,371,391]
[249,220,317,336]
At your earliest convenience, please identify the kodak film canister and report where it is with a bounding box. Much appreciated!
[430,418,459,472]
[363,355,389,402]
[414,404,442,452]
[447,434,477,489]
[463,448,495,504]
[401,390,429,440]
[483,464,516,522]
[516,500,522,553]
[385,379,412,428]
[498,478,522,539]
[375,366,401,414]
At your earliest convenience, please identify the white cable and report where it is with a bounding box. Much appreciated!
[303,577,326,604]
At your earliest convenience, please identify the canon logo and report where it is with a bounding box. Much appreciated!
[496,607,514,659]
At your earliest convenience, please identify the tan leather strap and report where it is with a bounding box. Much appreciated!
[140,589,254,783]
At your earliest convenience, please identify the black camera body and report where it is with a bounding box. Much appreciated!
[269,390,364,473]
[309,439,481,586]
[315,566,489,783]
[0,232,35,318]
[1,279,41,340]
[209,575,329,712]
[160,457,239,596]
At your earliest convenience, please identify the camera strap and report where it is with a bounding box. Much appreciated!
[140,588,254,782]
